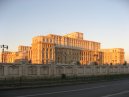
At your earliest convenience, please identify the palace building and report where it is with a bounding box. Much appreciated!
[0,32,125,65]
[31,32,101,64]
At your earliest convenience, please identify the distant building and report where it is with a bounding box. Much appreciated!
[18,45,32,62]
[101,48,124,65]
[0,32,125,65]
[0,45,31,64]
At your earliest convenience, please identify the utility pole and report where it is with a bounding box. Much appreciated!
[0,45,8,63]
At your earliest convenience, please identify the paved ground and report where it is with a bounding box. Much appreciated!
[1,79,129,97]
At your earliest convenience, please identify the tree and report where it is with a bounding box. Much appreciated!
[110,63,112,65]
[123,61,127,65]
[76,61,81,65]
[94,61,98,65]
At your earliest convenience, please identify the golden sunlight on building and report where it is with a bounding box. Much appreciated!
[0,45,31,63]
[31,32,101,65]
[0,32,125,65]
[0,51,16,63]
[101,48,124,65]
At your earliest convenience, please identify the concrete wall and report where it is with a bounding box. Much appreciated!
[0,63,129,79]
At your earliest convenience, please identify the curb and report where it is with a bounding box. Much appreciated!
[0,78,126,90]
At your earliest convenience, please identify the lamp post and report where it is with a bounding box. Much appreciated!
[0,45,8,63]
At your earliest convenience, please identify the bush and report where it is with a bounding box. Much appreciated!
[61,74,66,79]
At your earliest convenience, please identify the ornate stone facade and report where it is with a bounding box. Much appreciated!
[0,32,125,65]
[31,32,101,65]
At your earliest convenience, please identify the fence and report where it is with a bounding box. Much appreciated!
[0,63,129,79]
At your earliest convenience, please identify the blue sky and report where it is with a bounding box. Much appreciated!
[0,0,129,62]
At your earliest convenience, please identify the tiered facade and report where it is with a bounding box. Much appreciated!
[0,32,125,65]
[32,32,101,64]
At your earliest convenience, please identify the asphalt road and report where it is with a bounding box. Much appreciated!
[1,79,129,97]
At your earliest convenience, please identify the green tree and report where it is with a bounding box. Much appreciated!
[76,61,81,65]
[123,61,127,65]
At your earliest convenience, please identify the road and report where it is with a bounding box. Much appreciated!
[1,79,129,97]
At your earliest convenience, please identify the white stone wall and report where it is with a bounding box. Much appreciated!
[0,63,129,79]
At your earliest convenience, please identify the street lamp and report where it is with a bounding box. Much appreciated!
[0,45,8,63]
